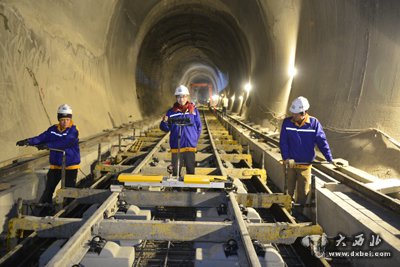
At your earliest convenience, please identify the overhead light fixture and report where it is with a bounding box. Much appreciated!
[231,95,235,101]
[289,66,297,77]
[244,82,252,93]
[239,95,244,101]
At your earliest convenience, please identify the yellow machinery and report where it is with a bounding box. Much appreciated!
[117,173,231,189]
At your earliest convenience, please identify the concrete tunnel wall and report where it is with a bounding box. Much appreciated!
[1,0,400,177]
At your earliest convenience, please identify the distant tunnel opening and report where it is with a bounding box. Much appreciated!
[134,4,251,116]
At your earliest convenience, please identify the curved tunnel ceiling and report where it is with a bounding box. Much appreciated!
[135,4,251,114]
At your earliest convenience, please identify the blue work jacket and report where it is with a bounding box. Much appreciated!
[160,107,202,153]
[279,114,333,163]
[28,123,80,169]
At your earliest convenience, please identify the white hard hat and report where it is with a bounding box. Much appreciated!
[174,85,190,96]
[57,104,73,119]
[289,96,310,113]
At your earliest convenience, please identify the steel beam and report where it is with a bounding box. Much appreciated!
[227,114,400,214]
[9,216,82,239]
[248,223,323,244]
[140,166,219,175]
[57,188,111,204]
[46,192,119,267]
[205,113,260,266]
[132,133,170,173]
[120,190,226,207]
[228,192,262,267]
[213,139,238,145]
[46,133,171,265]
[94,163,137,173]
[95,220,234,242]
[235,193,292,210]
[314,164,400,214]
[153,152,213,161]
[226,168,267,182]
[10,215,322,245]
[59,189,292,210]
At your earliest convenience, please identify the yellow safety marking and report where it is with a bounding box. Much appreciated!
[184,174,227,184]
[170,147,197,153]
[213,140,238,145]
[243,169,267,182]
[118,174,163,183]
[128,140,143,152]
[213,135,233,140]
[184,176,210,184]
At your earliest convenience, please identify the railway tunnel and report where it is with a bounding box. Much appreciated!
[1,0,400,266]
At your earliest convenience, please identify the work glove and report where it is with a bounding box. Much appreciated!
[16,138,30,146]
[284,159,296,168]
[35,144,48,150]
[167,164,174,174]
[330,158,349,168]
[162,115,168,122]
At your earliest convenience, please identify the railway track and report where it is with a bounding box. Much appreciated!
[1,109,371,266]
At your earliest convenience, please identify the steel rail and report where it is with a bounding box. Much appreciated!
[219,112,331,267]
[203,111,261,267]
[3,111,332,266]
[223,113,400,214]
[0,121,163,266]
[46,192,120,266]
[225,113,279,146]
[36,130,170,266]
[0,116,161,178]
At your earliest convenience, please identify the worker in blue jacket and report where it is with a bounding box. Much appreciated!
[279,96,333,206]
[160,85,202,176]
[16,104,80,205]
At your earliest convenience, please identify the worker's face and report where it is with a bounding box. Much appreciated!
[59,118,71,129]
[176,95,188,105]
[292,112,305,123]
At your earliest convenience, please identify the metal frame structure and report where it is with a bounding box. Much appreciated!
[6,110,327,266]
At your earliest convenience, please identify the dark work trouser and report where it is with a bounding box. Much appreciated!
[222,107,227,116]
[39,169,78,204]
[171,151,196,176]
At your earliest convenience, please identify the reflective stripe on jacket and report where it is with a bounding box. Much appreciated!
[279,114,333,163]
[28,123,80,168]
[160,107,202,152]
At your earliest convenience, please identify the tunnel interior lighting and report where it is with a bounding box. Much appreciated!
[288,66,297,77]
[244,83,252,93]
[239,95,244,101]
[231,95,235,101]
[212,95,219,101]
